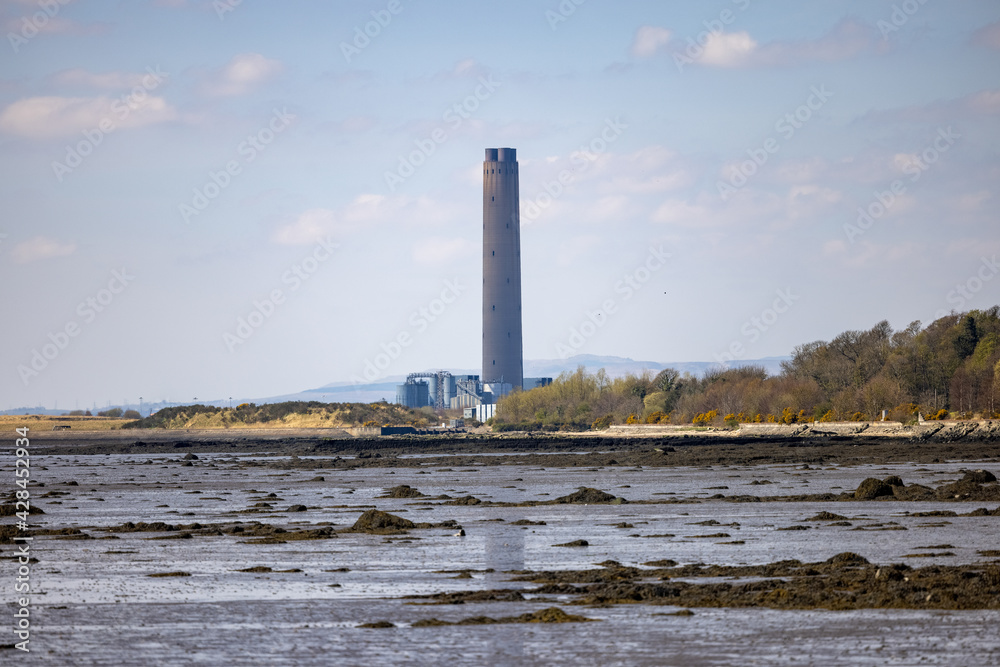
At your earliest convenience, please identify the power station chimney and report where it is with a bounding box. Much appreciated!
[482,147,523,389]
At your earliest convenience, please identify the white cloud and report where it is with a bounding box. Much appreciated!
[699,31,758,67]
[686,19,873,69]
[631,26,672,58]
[200,53,283,97]
[11,236,76,264]
[0,95,176,139]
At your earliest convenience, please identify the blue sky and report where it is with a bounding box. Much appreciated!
[1,0,999,410]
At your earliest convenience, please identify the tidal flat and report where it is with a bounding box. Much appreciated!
[4,436,1000,665]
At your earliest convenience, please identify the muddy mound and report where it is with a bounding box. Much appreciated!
[892,483,934,500]
[348,510,415,533]
[826,552,870,566]
[962,469,997,484]
[379,485,426,498]
[807,512,848,521]
[854,478,894,500]
[551,487,623,504]
[443,496,481,505]
[411,607,594,627]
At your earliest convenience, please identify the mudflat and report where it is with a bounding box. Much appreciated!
[4,428,999,664]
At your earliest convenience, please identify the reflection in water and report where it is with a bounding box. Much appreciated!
[485,526,526,665]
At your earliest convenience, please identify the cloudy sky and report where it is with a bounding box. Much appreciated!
[1,0,999,410]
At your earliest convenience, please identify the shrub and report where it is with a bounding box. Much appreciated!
[592,415,614,430]
[692,410,717,426]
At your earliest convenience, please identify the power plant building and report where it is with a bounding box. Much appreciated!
[482,147,523,389]
[392,148,547,418]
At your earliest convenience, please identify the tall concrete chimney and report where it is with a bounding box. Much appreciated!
[482,147,523,389]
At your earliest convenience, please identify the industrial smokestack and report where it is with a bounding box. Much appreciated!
[482,147,523,389]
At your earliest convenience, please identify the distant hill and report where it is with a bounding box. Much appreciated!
[277,355,789,405]
[5,355,788,414]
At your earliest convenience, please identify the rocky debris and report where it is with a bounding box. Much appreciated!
[147,571,191,577]
[806,512,848,521]
[109,521,183,533]
[826,552,870,566]
[883,475,904,487]
[379,485,425,498]
[405,589,526,605]
[30,527,92,539]
[183,453,199,460]
[358,621,395,629]
[443,496,482,505]
[346,510,415,534]
[438,552,1000,611]
[286,505,308,512]
[962,469,997,484]
[892,483,935,501]
[553,539,589,547]
[550,487,624,504]
[935,471,1000,501]
[854,478,894,500]
[0,501,44,516]
[410,607,595,626]
[510,519,546,526]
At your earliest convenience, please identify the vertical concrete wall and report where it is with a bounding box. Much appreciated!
[482,147,523,388]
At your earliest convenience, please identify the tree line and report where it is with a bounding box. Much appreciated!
[495,308,1000,431]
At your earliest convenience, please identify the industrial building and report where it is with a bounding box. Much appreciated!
[394,148,547,421]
